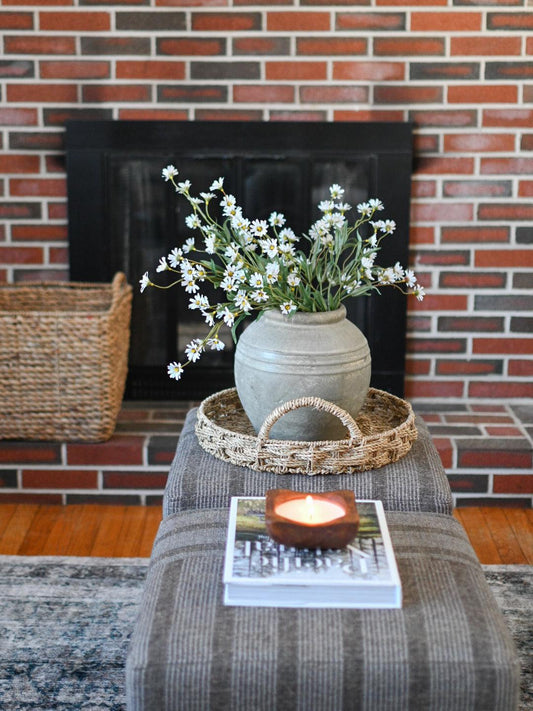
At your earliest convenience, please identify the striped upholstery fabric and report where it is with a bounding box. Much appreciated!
[163,410,453,518]
[126,509,519,711]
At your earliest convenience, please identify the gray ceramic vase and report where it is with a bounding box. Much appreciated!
[234,306,371,441]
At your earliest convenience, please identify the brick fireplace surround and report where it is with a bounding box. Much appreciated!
[0,0,532,505]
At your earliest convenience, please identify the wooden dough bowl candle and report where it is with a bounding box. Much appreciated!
[265,489,359,550]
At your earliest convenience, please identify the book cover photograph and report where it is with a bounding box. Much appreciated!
[223,497,402,609]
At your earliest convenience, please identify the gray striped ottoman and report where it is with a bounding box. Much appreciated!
[163,411,453,517]
[126,509,519,711]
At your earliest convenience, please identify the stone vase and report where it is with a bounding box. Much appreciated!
[234,306,371,441]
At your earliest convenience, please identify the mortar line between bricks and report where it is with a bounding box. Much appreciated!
[454,494,533,505]
[10,488,166,496]
[7,465,170,471]
[447,468,533,475]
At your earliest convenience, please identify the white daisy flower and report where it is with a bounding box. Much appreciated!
[220,194,236,212]
[176,180,191,194]
[414,285,426,301]
[269,212,286,227]
[279,227,297,242]
[265,262,280,283]
[361,254,375,270]
[156,256,168,273]
[162,165,178,181]
[309,218,329,240]
[260,238,278,258]
[195,266,207,281]
[224,243,240,262]
[393,262,404,280]
[208,336,225,351]
[344,278,362,294]
[200,192,214,203]
[220,275,238,292]
[280,300,297,315]
[220,307,235,327]
[379,268,395,285]
[405,269,417,288]
[181,278,199,294]
[287,272,301,287]
[278,242,296,257]
[139,272,151,293]
[250,219,269,237]
[224,265,246,284]
[357,202,372,216]
[185,339,204,363]
[318,200,335,213]
[249,272,264,288]
[223,204,241,219]
[185,214,201,230]
[179,260,196,278]
[244,239,257,251]
[329,184,344,199]
[381,220,396,234]
[210,177,224,191]
[234,290,252,312]
[327,212,346,229]
[182,237,195,253]
[188,294,209,311]
[204,235,216,254]
[231,213,249,229]
[252,289,269,302]
[167,361,184,380]
[369,198,384,211]
[335,202,351,213]
[168,248,183,268]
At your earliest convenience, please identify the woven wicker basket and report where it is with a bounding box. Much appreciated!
[196,387,418,475]
[0,272,132,442]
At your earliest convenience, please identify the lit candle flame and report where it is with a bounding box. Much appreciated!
[305,495,315,522]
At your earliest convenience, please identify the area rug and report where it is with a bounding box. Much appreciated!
[0,556,531,710]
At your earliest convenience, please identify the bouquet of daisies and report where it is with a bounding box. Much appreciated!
[140,165,424,381]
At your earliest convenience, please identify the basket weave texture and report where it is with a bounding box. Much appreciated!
[196,387,418,475]
[0,272,132,442]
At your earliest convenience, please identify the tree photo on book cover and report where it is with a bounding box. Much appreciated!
[232,498,390,582]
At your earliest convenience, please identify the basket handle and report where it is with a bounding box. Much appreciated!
[111,272,129,306]
[257,396,363,444]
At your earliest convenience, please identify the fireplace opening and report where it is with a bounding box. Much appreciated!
[66,121,413,401]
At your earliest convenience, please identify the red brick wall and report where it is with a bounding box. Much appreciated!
[1,0,532,402]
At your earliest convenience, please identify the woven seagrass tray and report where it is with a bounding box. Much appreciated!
[195,387,418,475]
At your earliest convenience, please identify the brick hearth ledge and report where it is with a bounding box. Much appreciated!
[0,399,531,507]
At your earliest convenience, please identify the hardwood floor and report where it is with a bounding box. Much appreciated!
[453,507,533,565]
[0,504,531,564]
[0,504,162,558]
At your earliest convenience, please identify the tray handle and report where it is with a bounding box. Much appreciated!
[257,396,363,444]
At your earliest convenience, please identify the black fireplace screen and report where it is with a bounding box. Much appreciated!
[66,121,413,400]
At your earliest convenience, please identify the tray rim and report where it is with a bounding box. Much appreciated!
[196,387,417,446]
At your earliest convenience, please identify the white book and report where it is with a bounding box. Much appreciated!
[223,497,402,609]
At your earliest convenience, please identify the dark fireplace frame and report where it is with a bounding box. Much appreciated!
[66,120,413,400]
